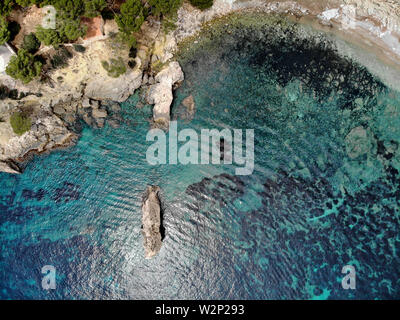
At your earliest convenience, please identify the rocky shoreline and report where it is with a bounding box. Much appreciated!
[1,0,400,174]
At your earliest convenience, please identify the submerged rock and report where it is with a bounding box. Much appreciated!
[345,126,375,159]
[141,186,163,259]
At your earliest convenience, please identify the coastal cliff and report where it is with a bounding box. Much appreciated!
[1,0,400,173]
[141,186,163,259]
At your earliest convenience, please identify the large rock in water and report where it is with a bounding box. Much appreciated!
[141,186,163,259]
[147,61,184,127]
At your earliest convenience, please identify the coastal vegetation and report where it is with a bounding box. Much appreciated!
[9,111,32,136]
[0,18,11,45]
[0,0,215,82]
[101,57,126,78]
[22,33,41,53]
[149,0,182,16]
[189,0,213,10]
[6,49,43,83]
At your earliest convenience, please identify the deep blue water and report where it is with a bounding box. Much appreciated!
[1,15,400,299]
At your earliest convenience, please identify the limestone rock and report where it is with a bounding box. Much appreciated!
[0,108,76,173]
[109,103,121,113]
[141,186,163,259]
[147,61,184,126]
[84,70,143,102]
[92,108,107,119]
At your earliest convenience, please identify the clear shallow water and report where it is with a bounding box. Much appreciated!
[1,14,400,299]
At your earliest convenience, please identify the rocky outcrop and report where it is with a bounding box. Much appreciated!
[141,186,163,259]
[0,106,77,173]
[84,70,142,102]
[146,61,184,128]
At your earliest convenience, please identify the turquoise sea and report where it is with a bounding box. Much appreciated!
[1,14,400,299]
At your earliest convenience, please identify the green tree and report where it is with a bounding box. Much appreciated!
[35,26,62,46]
[42,0,85,20]
[10,111,31,136]
[6,49,43,84]
[189,0,213,10]
[148,0,182,17]
[84,0,107,18]
[59,19,87,41]
[0,0,14,17]
[0,18,11,45]
[22,33,41,53]
[115,0,146,34]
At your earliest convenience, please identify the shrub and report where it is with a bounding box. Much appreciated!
[0,18,10,45]
[50,46,72,69]
[73,44,86,52]
[6,49,43,84]
[189,0,213,10]
[22,33,41,53]
[115,31,137,48]
[10,111,31,136]
[101,57,126,78]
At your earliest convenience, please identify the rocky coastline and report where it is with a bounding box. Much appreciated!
[1,0,400,174]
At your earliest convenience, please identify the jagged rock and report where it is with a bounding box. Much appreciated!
[141,186,163,259]
[154,61,184,84]
[0,110,76,173]
[64,103,77,114]
[109,103,121,113]
[148,76,155,85]
[142,73,149,85]
[147,61,184,126]
[84,70,143,102]
[53,105,66,115]
[0,160,21,174]
[107,119,120,129]
[95,118,105,128]
[92,108,107,119]
[90,100,100,109]
[82,98,91,108]
[82,113,93,126]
